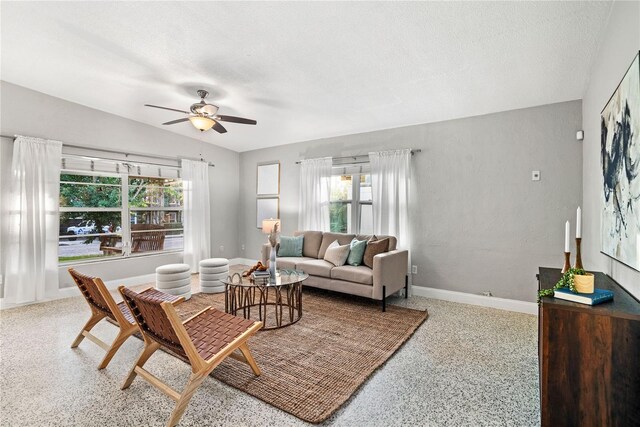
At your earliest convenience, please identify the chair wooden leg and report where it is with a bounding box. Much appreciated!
[122,341,160,389]
[71,311,105,348]
[238,343,261,376]
[98,327,135,370]
[166,373,207,427]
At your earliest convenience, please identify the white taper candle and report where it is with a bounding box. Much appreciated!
[565,221,571,252]
[576,207,582,238]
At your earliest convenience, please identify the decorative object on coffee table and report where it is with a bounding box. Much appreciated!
[155,263,192,300]
[199,258,229,293]
[224,269,308,330]
[262,218,280,284]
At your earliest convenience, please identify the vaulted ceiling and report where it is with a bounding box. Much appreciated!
[1,1,612,152]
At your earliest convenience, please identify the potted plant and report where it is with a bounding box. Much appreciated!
[537,268,590,302]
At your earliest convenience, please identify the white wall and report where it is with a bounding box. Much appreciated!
[582,1,640,299]
[0,81,240,292]
[238,101,583,302]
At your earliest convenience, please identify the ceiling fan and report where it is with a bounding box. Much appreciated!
[145,89,257,133]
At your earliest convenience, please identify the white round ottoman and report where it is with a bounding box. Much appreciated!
[156,263,191,300]
[199,258,229,294]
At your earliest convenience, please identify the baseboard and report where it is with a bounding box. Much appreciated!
[0,260,258,310]
[1,273,158,310]
[411,286,538,315]
[57,273,158,299]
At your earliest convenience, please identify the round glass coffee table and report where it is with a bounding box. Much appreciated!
[223,269,308,330]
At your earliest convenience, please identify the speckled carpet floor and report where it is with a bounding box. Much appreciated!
[0,271,540,426]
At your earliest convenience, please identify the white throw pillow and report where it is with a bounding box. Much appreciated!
[323,240,350,267]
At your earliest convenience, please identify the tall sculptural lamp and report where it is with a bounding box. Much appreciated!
[262,218,280,284]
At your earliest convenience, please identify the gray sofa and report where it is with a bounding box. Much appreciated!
[261,231,408,311]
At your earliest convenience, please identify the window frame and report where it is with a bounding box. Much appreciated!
[330,172,372,235]
[58,168,184,265]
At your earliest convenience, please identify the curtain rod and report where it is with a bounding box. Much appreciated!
[0,135,215,167]
[295,149,421,164]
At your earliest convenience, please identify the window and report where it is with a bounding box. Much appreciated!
[58,164,183,264]
[128,176,183,253]
[330,173,373,234]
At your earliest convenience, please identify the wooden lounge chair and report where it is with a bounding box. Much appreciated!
[69,268,178,369]
[119,286,262,427]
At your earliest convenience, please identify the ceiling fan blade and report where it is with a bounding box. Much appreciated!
[162,118,190,125]
[145,104,191,114]
[212,121,227,134]
[217,115,257,125]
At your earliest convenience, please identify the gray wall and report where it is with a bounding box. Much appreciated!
[239,101,583,302]
[582,1,640,299]
[0,81,240,291]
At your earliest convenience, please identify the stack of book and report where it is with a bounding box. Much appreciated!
[554,288,614,305]
[251,270,270,281]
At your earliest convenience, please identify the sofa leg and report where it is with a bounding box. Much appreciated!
[382,286,386,312]
[405,275,409,299]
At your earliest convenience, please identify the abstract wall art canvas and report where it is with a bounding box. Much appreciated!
[601,51,640,271]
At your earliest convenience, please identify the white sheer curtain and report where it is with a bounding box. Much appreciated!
[181,159,211,272]
[298,157,332,232]
[4,136,62,304]
[369,148,411,279]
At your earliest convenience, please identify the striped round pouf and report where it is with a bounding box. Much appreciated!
[199,258,229,294]
[156,263,192,300]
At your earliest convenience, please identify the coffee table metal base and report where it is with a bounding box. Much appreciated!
[225,281,303,330]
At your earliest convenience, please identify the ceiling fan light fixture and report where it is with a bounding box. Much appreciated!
[189,116,215,132]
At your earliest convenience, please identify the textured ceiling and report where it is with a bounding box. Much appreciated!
[1,1,612,152]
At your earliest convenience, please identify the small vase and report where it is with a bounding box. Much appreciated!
[574,273,594,293]
[269,244,277,284]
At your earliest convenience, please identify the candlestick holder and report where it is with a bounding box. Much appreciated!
[562,252,571,274]
[574,238,583,270]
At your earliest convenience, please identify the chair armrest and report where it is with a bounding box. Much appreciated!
[372,249,408,300]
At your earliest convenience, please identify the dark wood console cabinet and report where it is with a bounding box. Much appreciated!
[537,267,640,427]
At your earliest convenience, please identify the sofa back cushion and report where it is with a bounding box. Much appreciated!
[323,240,351,267]
[294,230,323,258]
[318,232,356,259]
[363,237,390,269]
[355,234,397,251]
[277,235,304,257]
[347,238,367,266]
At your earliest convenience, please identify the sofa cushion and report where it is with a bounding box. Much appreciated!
[275,256,315,270]
[363,237,390,269]
[318,232,356,259]
[347,238,367,266]
[296,259,334,278]
[278,235,304,257]
[356,234,397,251]
[331,265,373,285]
[323,240,350,266]
[294,230,323,258]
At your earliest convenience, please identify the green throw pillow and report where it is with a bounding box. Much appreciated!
[277,235,304,257]
[347,238,367,266]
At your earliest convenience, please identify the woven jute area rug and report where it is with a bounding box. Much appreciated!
[132,282,428,423]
